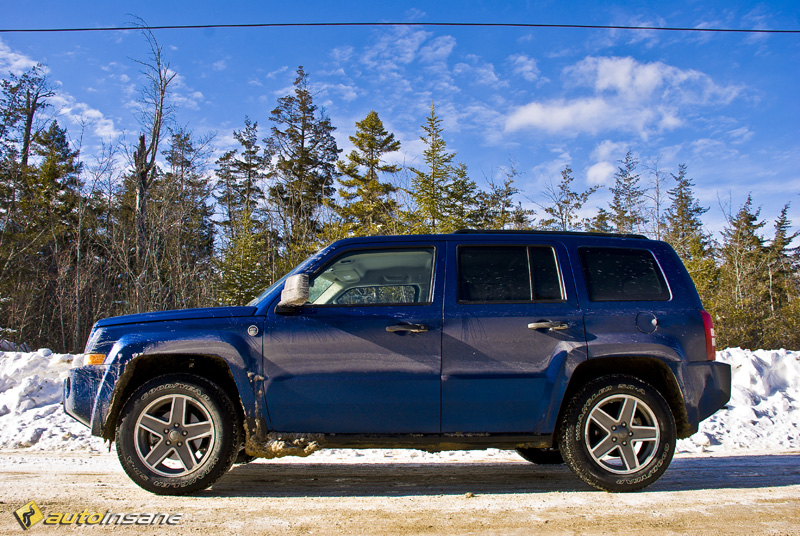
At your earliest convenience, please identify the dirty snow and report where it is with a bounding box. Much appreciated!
[0,347,798,458]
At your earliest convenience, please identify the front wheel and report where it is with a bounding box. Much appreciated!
[115,374,240,495]
[559,375,676,492]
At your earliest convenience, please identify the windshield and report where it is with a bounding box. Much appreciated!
[245,247,327,306]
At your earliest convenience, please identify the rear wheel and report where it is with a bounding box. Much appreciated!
[559,375,676,492]
[115,374,240,495]
[515,447,563,465]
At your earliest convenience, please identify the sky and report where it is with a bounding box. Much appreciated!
[2,1,799,239]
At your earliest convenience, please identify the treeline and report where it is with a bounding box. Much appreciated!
[0,38,797,352]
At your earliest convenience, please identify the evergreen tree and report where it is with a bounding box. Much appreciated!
[763,205,800,348]
[715,196,769,349]
[408,104,455,233]
[664,164,709,260]
[265,67,341,269]
[444,162,481,232]
[476,163,532,230]
[662,164,718,305]
[538,165,598,231]
[609,151,644,234]
[335,110,400,235]
[586,208,613,233]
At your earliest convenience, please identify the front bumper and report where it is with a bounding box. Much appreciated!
[63,365,120,436]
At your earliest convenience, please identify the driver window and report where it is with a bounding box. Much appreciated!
[308,248,434,306]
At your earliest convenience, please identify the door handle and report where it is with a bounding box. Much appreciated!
[528,321,569,331]
[386,323,429,333]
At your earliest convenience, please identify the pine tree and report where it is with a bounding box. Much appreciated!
[265,66,341,269]
[609,151,644,234]
[586,208,613,233]
[443,162,481,232]
[408,104,455,233]
[476,163,533,230]
[335,110,400,235]
[715,196,769,349]
[763,205,800,348]
[538,165,598,231]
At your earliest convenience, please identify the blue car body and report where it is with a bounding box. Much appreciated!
[65,232,731,458]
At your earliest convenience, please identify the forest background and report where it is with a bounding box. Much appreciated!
[1,22,798,353]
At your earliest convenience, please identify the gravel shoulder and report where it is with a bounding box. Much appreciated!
[1,449,799,535]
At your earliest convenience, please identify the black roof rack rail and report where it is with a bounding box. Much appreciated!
[453,229,649,240]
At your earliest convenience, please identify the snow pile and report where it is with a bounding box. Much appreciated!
[0,347,797,455]
[0,349,105,452]
[678,348,800,453]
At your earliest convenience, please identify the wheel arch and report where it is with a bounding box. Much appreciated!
[556,355,691,440]
[102,353,245,442]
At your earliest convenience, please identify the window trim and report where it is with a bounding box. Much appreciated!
[304,246,437,308]
[455,244,567,305]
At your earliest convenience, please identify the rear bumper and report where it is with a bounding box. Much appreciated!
[683,360,732,434]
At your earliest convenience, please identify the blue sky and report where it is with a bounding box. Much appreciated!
[2,1,799,238]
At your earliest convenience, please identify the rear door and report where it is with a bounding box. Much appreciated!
[441,241,586,433]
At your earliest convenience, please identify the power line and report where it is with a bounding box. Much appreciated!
[0,21,798,34]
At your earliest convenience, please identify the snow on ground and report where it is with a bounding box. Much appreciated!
[0,348,797,459]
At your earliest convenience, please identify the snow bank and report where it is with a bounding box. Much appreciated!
[0,350,105,452]
[0,347,797,456]
[677,348,800,453]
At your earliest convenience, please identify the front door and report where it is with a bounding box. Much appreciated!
[442,242,586,433]
[262,243,444,434]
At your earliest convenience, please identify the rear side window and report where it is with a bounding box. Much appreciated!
[579,247,670,302]
[458,246,564,302]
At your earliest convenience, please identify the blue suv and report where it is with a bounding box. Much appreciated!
[64,231,731,494]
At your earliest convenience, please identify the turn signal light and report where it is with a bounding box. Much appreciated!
[85,353,106,365]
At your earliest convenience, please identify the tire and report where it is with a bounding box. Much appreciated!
[115,373,240,495]
[559,375,676,492]
[515,447,563,465]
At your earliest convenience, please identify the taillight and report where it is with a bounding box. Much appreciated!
[700,310,716,361]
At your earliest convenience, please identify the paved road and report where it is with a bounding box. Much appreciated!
[1,450,798,535]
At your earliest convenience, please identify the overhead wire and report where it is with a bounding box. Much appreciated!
[0,21,798,34]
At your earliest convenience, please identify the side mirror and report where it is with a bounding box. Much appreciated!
[278,274,309,308]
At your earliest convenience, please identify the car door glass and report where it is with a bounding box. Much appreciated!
[458,246,531,302]
[308,248,434,305]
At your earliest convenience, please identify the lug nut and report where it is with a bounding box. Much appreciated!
[166,441,171,445]
[177,442,182,447]
[174,423,179,428]
[611,426,617,431]
[164,428,169,434]
[182,431,188,436]
[612,438,617,442]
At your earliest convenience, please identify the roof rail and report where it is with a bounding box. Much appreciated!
[453,229,649,239]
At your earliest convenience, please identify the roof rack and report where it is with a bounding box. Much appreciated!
[453,229,649,240]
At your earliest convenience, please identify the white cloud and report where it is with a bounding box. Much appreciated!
[591,140,630,162]
[419,36,456,64]
[453,55,506,87]
[506,56,743,138]
[508,53,539,82]
[212,60,227,71]
[362,27,430,72]
[50,94,120,142]
[0,39,40,75]
[587,161,616,186]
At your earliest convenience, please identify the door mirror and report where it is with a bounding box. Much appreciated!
[278,274,309,308]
